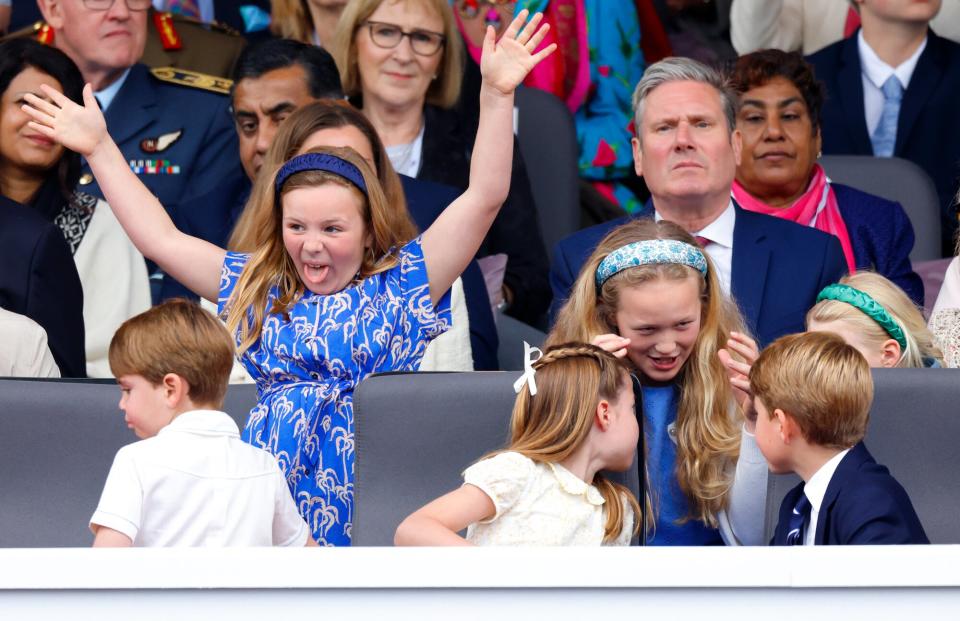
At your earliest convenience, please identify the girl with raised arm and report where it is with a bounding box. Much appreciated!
[24,10,555,546]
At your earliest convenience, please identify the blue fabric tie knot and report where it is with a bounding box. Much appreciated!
[870,75,903,158]
[785,492,812,545]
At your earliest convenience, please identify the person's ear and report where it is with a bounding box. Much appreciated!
[37,0,62,29]
[813,126,823,158]
[631,136,643,177]
[161,373,189,409]
[731,128,743,166]
[595,399,612,431]
[774,408,795,444]
[878,339,902,368]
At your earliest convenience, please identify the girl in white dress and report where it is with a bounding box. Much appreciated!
[395,343,644,546]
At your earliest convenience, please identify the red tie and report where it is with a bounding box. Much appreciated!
[694,235,711,248]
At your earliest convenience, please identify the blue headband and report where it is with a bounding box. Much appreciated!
[596,239,708,287]
[275,153,368,200]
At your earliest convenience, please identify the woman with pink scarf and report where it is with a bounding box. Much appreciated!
[729,49,923,305]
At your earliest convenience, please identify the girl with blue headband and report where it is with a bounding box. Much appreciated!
[807,272,943,369]
[549,219,769,545]
[23,10,556,546]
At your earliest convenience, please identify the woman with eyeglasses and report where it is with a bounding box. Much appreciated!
[332,0,551,326]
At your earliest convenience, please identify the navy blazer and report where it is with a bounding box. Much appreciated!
[81,63,242,220]
[549,202,847,347]
[0,196,86,377]
[772,442,929,545]
[833,183,923,306]
[162,173,499,371]
[808,30,960,248]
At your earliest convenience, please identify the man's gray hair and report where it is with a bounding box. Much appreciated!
[631,57,738,141]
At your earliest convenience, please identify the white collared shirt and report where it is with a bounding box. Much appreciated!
[802,447,851,546]
[90,410,308,547]
[93,68,132,113]
[463,451,633,546]
[858,31,927,136]
[655,200,735,295]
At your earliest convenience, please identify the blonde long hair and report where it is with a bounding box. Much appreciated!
[548,219,747,526]
[270,0,314,43]
[229,100,415,253]
[493,343,644,542]
[807,271,943,368]
[222,145,411,354]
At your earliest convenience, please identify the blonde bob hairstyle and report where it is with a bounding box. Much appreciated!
[331,0,464,108]
[229,99,417,253]
[488,342,644,542]
[223,145,413,354]
[806,271,943,368]
[548,219,748,527]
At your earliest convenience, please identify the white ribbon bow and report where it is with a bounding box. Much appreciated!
[513,341,543,396]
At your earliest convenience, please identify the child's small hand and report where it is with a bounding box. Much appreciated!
[22,83,107,158]
[591,333,631,359]
[718,331,759,418]
[480,10,557,96]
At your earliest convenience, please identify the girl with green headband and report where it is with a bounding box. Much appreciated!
[807,272,943,369]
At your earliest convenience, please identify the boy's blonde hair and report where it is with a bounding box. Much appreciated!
[498,342,644,542]
[750,332,873,449]
[806,271,943,368]
[548,219,747,527]
[332,0,464,109]
[109,300,235,408]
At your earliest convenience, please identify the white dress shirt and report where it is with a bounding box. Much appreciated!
[90,410,309,547]
[802,448,851,546]
[655,200,735,295]
[858,31,927,136]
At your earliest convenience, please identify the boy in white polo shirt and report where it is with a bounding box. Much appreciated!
[90,300,313,547]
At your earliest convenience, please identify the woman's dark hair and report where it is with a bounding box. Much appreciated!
[0,38,84,217]
[728,49,825,134]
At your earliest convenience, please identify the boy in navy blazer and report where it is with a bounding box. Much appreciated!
[750,332,928,546]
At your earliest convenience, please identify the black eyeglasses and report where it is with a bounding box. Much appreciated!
[363,21,446,56]
[81,0,152,11]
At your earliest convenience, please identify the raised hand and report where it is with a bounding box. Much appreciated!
[22,83,107,158]
[718,331,760,423]
[592,333,631,359]
[480,10,557,96]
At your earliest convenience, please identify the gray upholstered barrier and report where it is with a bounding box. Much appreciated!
[0,379,257,547]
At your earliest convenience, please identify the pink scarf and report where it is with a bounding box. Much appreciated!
[732,164,856,272]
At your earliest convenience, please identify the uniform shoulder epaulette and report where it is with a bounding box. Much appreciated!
[150,67,233,96]
[0,20,54,44]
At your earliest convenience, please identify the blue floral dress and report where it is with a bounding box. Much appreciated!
[218,238,451,546]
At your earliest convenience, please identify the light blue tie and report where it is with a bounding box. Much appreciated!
[870,75,903,157]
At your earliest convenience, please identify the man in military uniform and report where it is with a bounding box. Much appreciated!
[34,0,242,224]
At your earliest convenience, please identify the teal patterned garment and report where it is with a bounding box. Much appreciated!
[218,237,451,546]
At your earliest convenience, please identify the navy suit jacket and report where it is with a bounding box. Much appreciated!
[834,183,923,305]
[808,30,960,248]
[162,173,499,371]
[82,63,242,220]
[549,202,847,347]
[773,442,929,545]
[0,196,86,377]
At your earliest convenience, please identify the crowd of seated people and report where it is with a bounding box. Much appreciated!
[0,0,958,550]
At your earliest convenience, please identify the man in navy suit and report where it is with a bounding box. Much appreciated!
[751,332,928,546]
[550,57,846,347]
[808,0,960,253]
[0,195,85,377]
[37,0,242,219]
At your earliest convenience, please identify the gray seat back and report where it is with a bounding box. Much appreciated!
[496,312,547,371]
[0,379,258,547]
[352,371,641,546]
[515,86,580,262]
[819,155,941,261]
[763,368,960,544]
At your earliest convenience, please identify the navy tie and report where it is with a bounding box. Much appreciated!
[870,75,903,157]
[785,493,812,546]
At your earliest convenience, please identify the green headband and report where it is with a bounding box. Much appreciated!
[816,283,908,350]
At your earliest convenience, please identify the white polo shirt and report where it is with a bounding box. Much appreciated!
[90,410,308,547]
